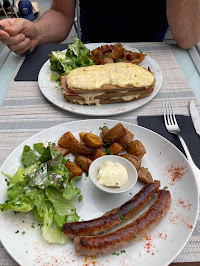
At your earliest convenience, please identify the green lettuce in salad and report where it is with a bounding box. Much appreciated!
[49,38,94,81]
[0,143,81,244]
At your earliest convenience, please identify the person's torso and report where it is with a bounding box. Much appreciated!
[79,0,168,43]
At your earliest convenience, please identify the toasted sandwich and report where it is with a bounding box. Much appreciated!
[61,62,155,106]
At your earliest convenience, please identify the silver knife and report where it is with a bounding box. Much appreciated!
[190,99,200,136]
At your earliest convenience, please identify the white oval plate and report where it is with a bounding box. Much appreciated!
[0,119,198,266]
[38,43,162,116]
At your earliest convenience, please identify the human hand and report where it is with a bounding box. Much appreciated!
[0,18,39,55]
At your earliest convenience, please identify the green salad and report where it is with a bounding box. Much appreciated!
[0,143,81,244]
[49,38,94,82]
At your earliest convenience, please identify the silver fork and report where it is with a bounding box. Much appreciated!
[163,102,200,193]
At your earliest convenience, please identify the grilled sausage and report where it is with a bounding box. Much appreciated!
[74,189,171,256]
[63,181,160,239]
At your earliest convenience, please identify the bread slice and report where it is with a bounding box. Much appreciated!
[61,62,155,106]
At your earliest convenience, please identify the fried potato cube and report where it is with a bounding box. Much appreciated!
[52,146,70,156]
[101,126,109,137]
[90,148,105,160]
[88,54,96,62]
[100,45,112,54]
[128,140,146,159]
[138,167,153,184]
[117,129,134,150]
[58,131,78,148]
[75,155,93,173]
[91,47,101,55]
[103,123,126,143]
[103,55,114,64]
[87,155,94,161]
[82,133,103,148]
[107,142,123,155]
[120,154,141,171]
[111,44,125,60]
[94,51,104,65]
[70,143,94,156]
[126,52,146,64]
[65,161,83,178]
[79,132,87,140]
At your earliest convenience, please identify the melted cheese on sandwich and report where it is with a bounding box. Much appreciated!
[67,63,154,90]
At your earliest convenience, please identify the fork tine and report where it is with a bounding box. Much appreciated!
[163,102,168,126]
[163,102,176,126]
[168,102,175,125]
[169,102,178,126]
[165,102,171,126]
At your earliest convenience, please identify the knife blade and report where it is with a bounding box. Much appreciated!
[190,99,200,136]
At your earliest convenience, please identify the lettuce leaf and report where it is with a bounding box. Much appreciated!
[41,208,68,244]
[0,181,33,212]
[66,38,90,57]
[62,177,81,200]
[21,145,40,167]
[45,187,78,216]
[0,142,81,244]
[49,38,94,81]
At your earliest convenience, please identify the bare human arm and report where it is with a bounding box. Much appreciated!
[0,0,75,55]
[35,0,76,45]
[167,0,200,49]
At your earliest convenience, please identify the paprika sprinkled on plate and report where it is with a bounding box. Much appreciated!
[143,232,169,255]
[144,236,154,254]
[178,198,192,211]
[84,256,97,265]
[166,164,187,185]
[158,233,167,240]
[169,211,194,229]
